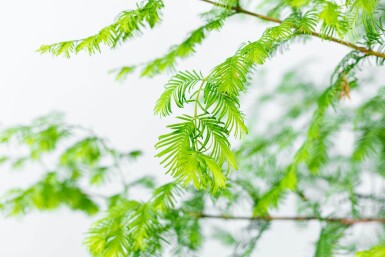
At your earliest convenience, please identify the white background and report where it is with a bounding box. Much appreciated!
[0,0,353,256]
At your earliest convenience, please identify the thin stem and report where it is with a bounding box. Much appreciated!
[193,80,206,150]
[192,212,385,225]
[194,81,206,119]
[198,0,385,59]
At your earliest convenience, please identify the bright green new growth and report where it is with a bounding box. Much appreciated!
[356,245,385,257]
[154,65,246,191]
[37,0,164,57]
[2,0,385,256]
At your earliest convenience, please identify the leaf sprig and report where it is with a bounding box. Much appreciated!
[37,0,164,57]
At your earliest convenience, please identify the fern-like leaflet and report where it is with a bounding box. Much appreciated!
[155,65,249,191]
[37,0,164,57]
[154,71,204,116]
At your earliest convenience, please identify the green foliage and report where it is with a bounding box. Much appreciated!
[314,223,347,257]
[154,55,251,191]
[112,66,136,81]
[140,13,230,77]
[0,114,142,217]
[84,200,156,256]
[153,12,307,190]
[295,11,318,34]
[37,0,164,57]
[353,87,385,161]
[151,182,181,211]
[0,114,69,160]
[155,116,228,192]
[4,0,385,256]
[252,50,366,215]
[208,55,249,96]
[84,181,184,256]
[319,2,345,37]
[356,245,385,257]
[203,82,247,138]
[0,173,99,216]
[154,70,204,116]
[168,210,204,254]
[35,0,385,194]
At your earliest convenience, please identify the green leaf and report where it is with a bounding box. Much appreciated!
[141,16,228,77]
[204,82,247,138]
[111,66,136,81]
[209,55,249,96]
[155,116,195,172]
[356,245,385,257]
[198,115,237,169]
[38,0,165,57]
[314,223,347,257]
[0,173,99,216]
[150,182,182,211]
[154,71,204,116]
[60,137,103,166]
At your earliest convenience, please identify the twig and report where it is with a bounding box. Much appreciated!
[198,0,385,59]
[192,212,385,225]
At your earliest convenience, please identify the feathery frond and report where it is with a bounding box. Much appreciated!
[37,0,164,57]
[314,223,347,257]
[154,71,204,116]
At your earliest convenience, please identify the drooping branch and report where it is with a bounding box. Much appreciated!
[198,0,385,59]
[192,213,385,225]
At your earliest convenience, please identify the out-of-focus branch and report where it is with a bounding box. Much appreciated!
[191,212,385,225]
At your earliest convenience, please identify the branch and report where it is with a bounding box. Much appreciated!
[198,0,385,59]
[193,213,385,225]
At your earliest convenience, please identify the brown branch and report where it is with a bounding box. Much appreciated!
[192,213,385,225]
[198,0,385,59]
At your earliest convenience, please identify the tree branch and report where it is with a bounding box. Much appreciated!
[192,213,385,225]
[198,0,385,59]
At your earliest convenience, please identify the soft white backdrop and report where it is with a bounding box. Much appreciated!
[0,0,349,256]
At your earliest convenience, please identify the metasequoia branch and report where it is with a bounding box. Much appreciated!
[198,0,385,59]
[194,213,385,225]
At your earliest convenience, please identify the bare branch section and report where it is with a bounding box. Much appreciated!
[198,0,385,59]
[193,213,385,225]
